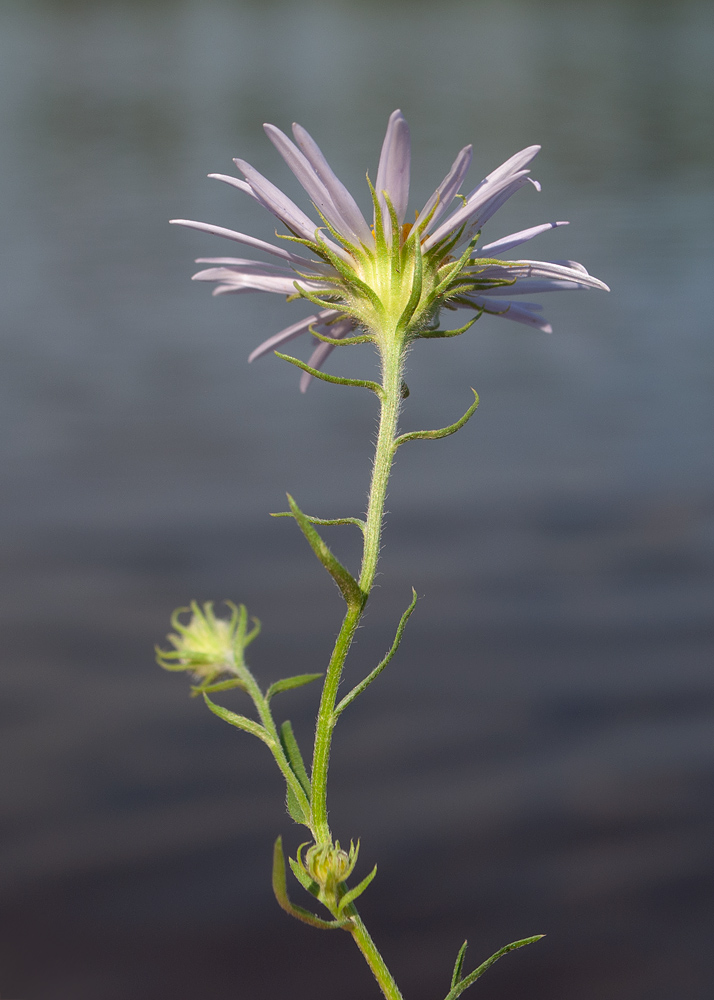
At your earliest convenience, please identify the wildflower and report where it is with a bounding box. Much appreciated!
[171,110,608,390]
[156,601,254,681]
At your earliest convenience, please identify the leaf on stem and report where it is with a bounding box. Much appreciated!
[416,312,482,339]
[270,510,366,533]
[289,844,320,896]
[334,588,418,718]
[392,390,479,450]
[272,837,351,930]
[202,693,272,745]
[274,351,382,396]
[450,941,468,990]
[279,720,312,797]
[267,673,323,701]
[286,493,366,610]
[189,677,247,698]
[443,935,545,1000]
[337,864,377,916]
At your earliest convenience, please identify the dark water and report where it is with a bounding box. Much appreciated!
[1,1,713,997]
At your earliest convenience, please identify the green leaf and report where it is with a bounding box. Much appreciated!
[279,720,311,799]
[417,312,482,339]
[451,941,468,989]
[337,864,377,915]
[392,389,479,450]
[286,493,366,610]
[274,352,383,397]
[270,510,366,533]
[189,677,247,698]
[271,837,350,930]
[334,588,418,718]
[203,694,271,746]
[266,673,323,701]
[443,935,544,1000]
[289,851,320,897]
[285,783,308,825]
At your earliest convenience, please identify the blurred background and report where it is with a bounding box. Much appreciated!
[1,0,713,997]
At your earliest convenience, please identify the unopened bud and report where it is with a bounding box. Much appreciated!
[302,840,359,911]
[156,601,249,681]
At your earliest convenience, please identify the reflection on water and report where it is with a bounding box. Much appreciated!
[1,1,713,998]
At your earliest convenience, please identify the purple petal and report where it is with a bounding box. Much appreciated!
[473,259,610,292]
[480,221,569,256]
[299,317,356,392]
[235,158,351,263]
[424,145,541,250]
[207,173,260,200]
[479,144,541,189]
[194,259,297,274]
[249,310,340,362]
[416,144,473,232]
[425,172,530,249]
[195,255,333,275]
[233,158,320,243]
[193,270,326,295]
[170,219,327,269]
[375,110,411,237]
[292,122,373,245]
[264,124,362,243]
[468,296,553,333]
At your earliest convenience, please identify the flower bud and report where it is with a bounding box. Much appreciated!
[156,601,248,681]
[303,840,359,911]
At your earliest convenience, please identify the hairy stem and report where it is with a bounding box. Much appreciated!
[348,908,405,1000]
[309,342,403,844]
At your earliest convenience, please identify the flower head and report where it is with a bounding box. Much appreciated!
[172,110,608,390]
[156,601,257,681]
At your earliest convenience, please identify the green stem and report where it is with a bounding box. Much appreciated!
[348,909,405,1000]
[307,340,406,1000]
[360,344,403,592]
[310,602,364,843]
[310,342,404,844]
[237,657,312,822]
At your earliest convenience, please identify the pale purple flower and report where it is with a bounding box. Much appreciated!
[172,110,608,390]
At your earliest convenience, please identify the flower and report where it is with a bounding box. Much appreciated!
[171,110,608,391]
[156,601,256,682]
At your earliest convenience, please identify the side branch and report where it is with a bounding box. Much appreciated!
[334,588,418,719]
[274,351,383,396]
[392,389,479,450]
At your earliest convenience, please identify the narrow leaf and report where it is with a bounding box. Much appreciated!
[279,720,311,798]
[274,352,382,396]
[267,673,323,701]
[443,935,545,1000]
[272,837,350,930]
[203,694,271,745]
[289,854,320,897]
[451,941,468,989]
[337,864,377,915]
[190,677,247,698]
[393,390,479,449]
[270,511,366,532]
[417,313,482,339]
[286,493,366,609]
[285,783,308,825]
[334,588,418,718]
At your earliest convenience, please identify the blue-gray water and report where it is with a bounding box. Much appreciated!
[1,1,713,997]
